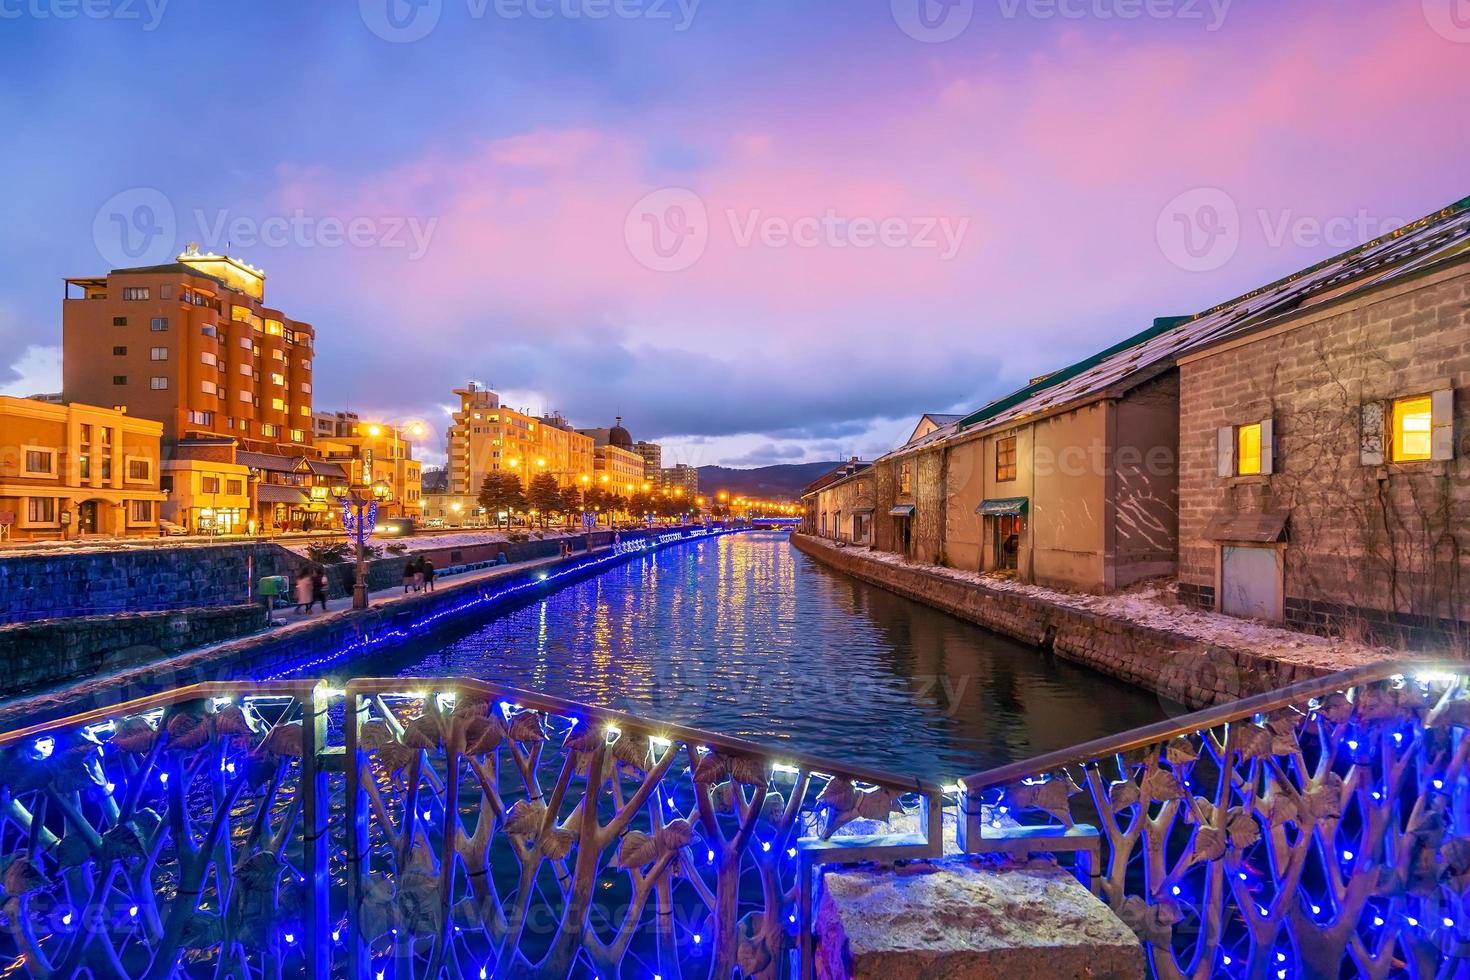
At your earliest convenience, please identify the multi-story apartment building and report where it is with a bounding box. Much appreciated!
[63,246,316,458]
[634,440,662,483]
[0,395,165,540]
[312,410,359,441]
[446,383,595,498]
[660,462,699,498]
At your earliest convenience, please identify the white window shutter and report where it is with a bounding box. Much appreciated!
[1432,388,1455,461]
[1260,418,1275,475]
[1360,402,1385,466]
[1217,426,1235,477]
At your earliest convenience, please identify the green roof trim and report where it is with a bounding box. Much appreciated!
[957,315,1189,430]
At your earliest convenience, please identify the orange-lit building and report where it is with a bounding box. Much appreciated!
[578,418,649,494]
[63,246,316,458]
[446,383,595,496]
[0,395,165,540]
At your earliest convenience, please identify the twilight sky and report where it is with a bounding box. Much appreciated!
[1,0,1467,468]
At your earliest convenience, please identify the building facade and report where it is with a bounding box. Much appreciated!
[660,463,699,498]
[447,383,596,497]
[0,396,165,540]
[316,419,424,517]
[1177,249,1470,636]
[63,246,316,457]
[634,441,662,482]
[801,459,875,545]
[160,437,252,534]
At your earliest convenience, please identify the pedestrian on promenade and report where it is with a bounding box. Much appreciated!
[423,557,435,592]
[312,566,330,612]
[402,558,418,594]
[294,568,314,615]
[413,558,427,592]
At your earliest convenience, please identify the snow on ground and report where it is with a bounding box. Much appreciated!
[817,538,1404,674]
[281,528,589,557]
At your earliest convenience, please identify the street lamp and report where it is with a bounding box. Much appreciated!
[333,479,391,610]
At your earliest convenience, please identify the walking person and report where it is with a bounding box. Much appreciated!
[422,557,435,592]
[402,557,417,594]
[293,567,314,615]
[312,566,330,613]
[413,557,427,593]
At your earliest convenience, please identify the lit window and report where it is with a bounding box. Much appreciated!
[130,500,153,522]
[270,373,285,386]
[150,347,168,360]
[201,381,217,395]
[27,497,57,523]
[150,377,168,390]
[1236,423,1262,475]
[996,436,1017,482]
[201,352,217,366]
[121,287,150,301]
[1392,395,1433,462]
[271,398,286,411]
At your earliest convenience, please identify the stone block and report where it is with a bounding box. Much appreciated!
[814,859,1143,980]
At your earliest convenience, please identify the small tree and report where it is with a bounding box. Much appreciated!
[527,473,562,529]
[558,485,584,526]
[478,472,526,530]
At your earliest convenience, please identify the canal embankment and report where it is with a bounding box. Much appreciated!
[792,532,1402,707]
[0,526,740,729]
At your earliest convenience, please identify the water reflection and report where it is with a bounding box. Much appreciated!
[334,531,1170,780]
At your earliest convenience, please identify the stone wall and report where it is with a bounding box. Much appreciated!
[0,604,267,695]
[1177,259,1470,640]
[0,528,684,624]
[793,533,1334,707]
[2,527,738,727]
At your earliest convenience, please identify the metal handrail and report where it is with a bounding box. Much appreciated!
[0,679,319,749]
[0,673,936,795]
[962,657,1458,792]
[350,676,941,795]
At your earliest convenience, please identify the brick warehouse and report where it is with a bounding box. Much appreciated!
[1177,239,1470,639]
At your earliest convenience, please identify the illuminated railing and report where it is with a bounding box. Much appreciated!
[0,678,941,978]
[958,661,1469,979]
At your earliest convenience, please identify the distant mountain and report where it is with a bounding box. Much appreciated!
[696,462,844,501]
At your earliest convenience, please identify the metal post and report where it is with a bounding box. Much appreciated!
[353,509,369,610]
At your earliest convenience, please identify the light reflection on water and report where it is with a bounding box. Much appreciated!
[337,531,1170,780]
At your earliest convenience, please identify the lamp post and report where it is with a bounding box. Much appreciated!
[333,479,391,610]
[366,421,424,516]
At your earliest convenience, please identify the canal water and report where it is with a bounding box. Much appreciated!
[331,530,1170,781]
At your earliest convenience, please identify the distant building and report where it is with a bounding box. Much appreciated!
[63,245,316,457]
[317,422,424,518]
[660,463,699,498]
[447,383,595,496]
[800,458,873,544]
[0,395,165,540]
[634,440,662,482]
[578,417,647,493]
[312,410,359,440]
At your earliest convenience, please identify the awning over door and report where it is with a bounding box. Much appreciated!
[851,506,875,515]
[888,504,915,517]
[977,497,1029,516]
[1203,511,1288,543]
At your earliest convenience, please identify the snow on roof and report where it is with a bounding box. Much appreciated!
[955,196,1470,437]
